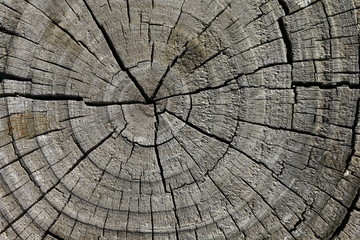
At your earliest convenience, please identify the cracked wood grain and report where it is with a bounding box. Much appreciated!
[0,0,359,239]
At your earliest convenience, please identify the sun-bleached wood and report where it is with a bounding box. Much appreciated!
[0,0,359,239]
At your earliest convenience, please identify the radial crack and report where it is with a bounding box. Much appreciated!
[0,129,116,235]
[345,98,360,170]
[329,189,359,238]
[278,18,293,64]
[154,104,169,193]
[154,78,237,101]
[278,0,290,15]
[83,0,152,103]
[151,46,189,99]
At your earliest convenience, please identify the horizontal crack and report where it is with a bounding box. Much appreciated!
[293,81,360,89]
[85,100,146,106]
[155,77,238,101]
[0,72,32,82]
[0,93,83,101]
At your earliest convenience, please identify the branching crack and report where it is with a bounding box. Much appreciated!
[83,0,152,103]
[151,47,189,99]
[0,129,115,235]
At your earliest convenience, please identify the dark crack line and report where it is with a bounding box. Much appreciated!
[0,93,83,102]
[277,0,290,15]
[149,191,155,240]
[64,0,81,21]
[345,98,360,170]
[229,168,298,239]
[169,185,180,240]
[293,81,360,89]
[33,57,77,73]
[83,0,152,103]
[291,0,322,15]
[40,189,73,240]
[154,103,169,193]
[0,72,32,82]
[154,62,293,102]
[106,0,112,11]
[165,110,231,146]
[154,77,238,101]
[151,46,189,99]
[166,0,186,45]
[289,206,309,234]
[0,147,41,171]
[0,2,22,15]
[85,100,146,106]
[44,230,64,240]
[0,26,38,45]
[0,129,116,235]
[5,102,44,195]
[208,174,235,208]
[153,2,230,100]
[190,48,226,73]
[172,135,206,180]
[166,110,311,205]
[329,189,360,239]
[28,128,65,140]
[126,0,131,25]
[24,0,105,67]
[225,208,244,237]
[278,18,293,64]
[234,117,346,142]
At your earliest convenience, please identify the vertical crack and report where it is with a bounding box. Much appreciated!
[278,17,293,64]
[345,98,360,170]
[278,0,290,15]
[169,185,180,240]
[126,0,131,25]
[150,191,155,240]
[106,0,112,11]
[154,104,169,193]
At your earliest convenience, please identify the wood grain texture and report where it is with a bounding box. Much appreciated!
[0,0,359,239]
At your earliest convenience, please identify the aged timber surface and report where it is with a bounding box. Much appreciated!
[0,0,359,239]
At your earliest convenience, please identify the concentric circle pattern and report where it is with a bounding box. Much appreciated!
[0,0,359,239]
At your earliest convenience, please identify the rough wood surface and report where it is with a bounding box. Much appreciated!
[0,0,359,239]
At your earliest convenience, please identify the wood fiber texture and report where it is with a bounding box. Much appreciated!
[0,0,359,239]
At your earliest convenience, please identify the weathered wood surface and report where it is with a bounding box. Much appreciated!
[0,0,359,239]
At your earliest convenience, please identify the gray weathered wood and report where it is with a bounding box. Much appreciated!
[0,0,359,239]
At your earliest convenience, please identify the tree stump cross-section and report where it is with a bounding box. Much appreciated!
[0,0,359,239]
